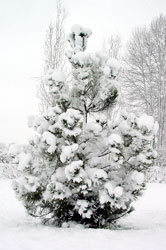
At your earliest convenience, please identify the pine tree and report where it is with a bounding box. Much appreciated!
[13,25,158,228]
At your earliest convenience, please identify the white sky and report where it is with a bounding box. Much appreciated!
[0,0,166,144]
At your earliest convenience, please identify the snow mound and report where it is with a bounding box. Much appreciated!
[52,71,66,82]
[137,114,158,134]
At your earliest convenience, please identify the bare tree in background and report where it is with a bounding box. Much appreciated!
[123,14,166,163]
[102,35,121,59]
[38,0,67,111]
[122,27,156,115]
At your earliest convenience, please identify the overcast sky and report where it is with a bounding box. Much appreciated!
[0,0,166,144]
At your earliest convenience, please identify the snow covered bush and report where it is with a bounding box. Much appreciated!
[13,25,158,228]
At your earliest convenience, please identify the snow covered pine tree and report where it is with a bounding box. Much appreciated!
[13,25,158,228]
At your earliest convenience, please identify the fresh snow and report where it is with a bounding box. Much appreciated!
[9,144,21,156]
[0,180,166,250]
[52,71,66,82]
[60,144,78,163]
[42,131,57,154]
[108,133,123,145]
[137,114,158,134]
[114,186,124,197]
[18,152,32,170]
[131,171,144,184]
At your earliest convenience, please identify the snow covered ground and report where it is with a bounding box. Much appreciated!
[0,180,166,250]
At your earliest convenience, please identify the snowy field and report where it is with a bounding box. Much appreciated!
[0,180,166,250]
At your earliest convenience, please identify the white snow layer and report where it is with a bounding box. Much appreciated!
[52,71,66,82]
[43,131,57,154]
[18,152,32,170]
[108,133,123,145]
[9,144,21,156]
[1,180,166,250]
[43,70,66,85]
[137,114,158,134]
[60,144,78,163]
[131,171,144,184]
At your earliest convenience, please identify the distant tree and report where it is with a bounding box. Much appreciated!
[43,1,67,73]
[123,14,166,155]
[102,35,122,59]
[38,0,67,111]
